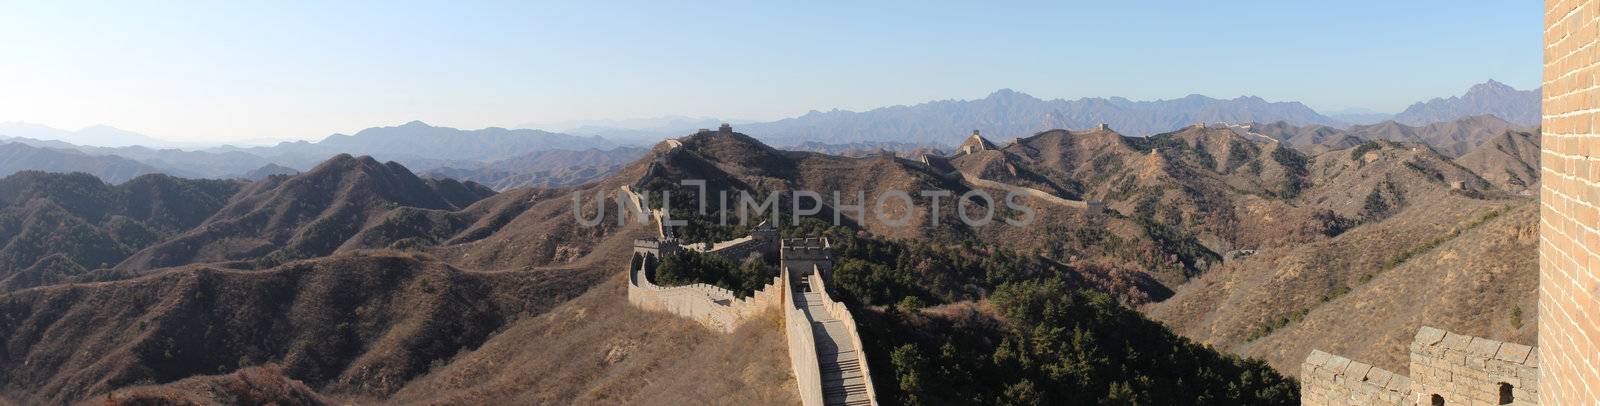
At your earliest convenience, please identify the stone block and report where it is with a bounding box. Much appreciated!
[1467,337,1504,359]
[1326,355,1351,372]
[1388,376,1410,392]
[1468,356,1488,369]
[1441,332,1473,350]
[1513,387,1535,403]
[1316,368,1338,382]
[1346,361,1373,381]
[1415,325,1447,346]
[1306,350,1333,366]
[1496,342,1533,364]
[1366,368,1393,387]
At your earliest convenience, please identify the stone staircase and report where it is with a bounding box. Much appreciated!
[796,288,872,406]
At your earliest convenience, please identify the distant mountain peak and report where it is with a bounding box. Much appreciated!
[400,120,432,128]
[0,122,174,148]
[990,88,1020,96]
[985,88,1039,103]
[1394,80,1540,127]
[1470,79,1514,93]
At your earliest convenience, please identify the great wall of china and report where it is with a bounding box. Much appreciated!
[929,129,1106,212]
[1301,326,1540,405]
[619,184,879,406]
[614,126,1126,405]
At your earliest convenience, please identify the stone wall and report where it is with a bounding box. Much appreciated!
[1302,327,1539,405]
[805,268,880,403]
[626,233,782,333]
[619,192,879,404]
[627,265,781,334]
[1410,326,1538,405]
[683,223,779,263]
[957,172,1098,211]
[1301,350,1412,405]
[780,238,834,278]
[1542,0,1600,403]
[783,262,825,406]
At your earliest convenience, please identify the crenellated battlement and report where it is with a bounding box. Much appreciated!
[1301,326,1538,405]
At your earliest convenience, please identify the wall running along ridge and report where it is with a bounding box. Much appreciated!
[1542,0,1600,403]
[620,185,879,405]
[1301,350,1412,405]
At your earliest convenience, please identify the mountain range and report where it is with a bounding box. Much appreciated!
[0,90,1556,404]
[1245,114,1528,157]
[0,122,178,148]
[0,117,1538,403]
[1393,80,1541,127]
[0,80,1538,192]
[738,89,1336,146]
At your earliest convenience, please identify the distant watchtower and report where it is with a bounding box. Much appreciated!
[1097,123,1111,131]
[956,130,998,156]
[718,123,733,133]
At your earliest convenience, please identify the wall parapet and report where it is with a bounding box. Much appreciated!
[1300,350,1411,405]
[784,263,826,406]
[1301,326,1539,405]
[807,267,880,404]
[626,230,781,333]
[1410,326,1538,405]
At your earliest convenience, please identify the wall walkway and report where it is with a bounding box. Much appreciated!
[620,186,879,405]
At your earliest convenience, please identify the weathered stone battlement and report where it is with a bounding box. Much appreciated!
[1410,326,1538,405]
[1302,326,1538,405]
[1302,350,1412,405]
[627,241,778,333]
[780,238,831,260]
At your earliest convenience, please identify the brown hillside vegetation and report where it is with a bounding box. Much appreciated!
[100,364,328,406]
[625,124,1531,388]
[1345,115,1524,157]
[1454,129,1541,192]
[637,130,1176,301]
[0,172,242,291]
[1144,140,1535,373]
[114,154,494,271]
[0,148,799,403]
[1244,122,1365,154]
[1245,200,1537,373]
[388,275,800,405]
[0,251,607,403]
[0,118,1542,403]
[1249,115,1531,158]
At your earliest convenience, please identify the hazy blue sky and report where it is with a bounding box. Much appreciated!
[0,1,1539,142]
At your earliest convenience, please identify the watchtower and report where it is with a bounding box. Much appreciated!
[780,237,833,278]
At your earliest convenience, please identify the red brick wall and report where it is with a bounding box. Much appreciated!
[1542,0,1600,403]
